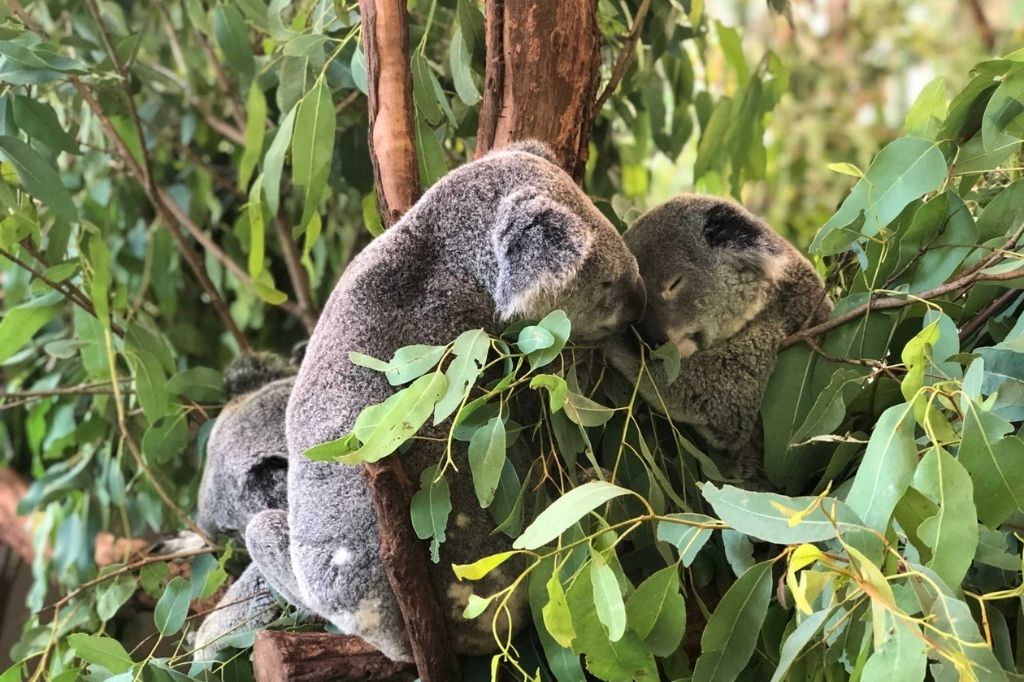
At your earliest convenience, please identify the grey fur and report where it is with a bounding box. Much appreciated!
[193,354,296,661]
[250,143,645,661]
[604,194,832,459]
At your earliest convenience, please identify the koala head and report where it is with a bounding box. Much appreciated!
[489,146,646,342]
[625,195,788,357]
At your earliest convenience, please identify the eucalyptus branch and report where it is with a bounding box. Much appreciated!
[784,250,1024,349]
[41,545,217,615]
[594,0,652,111]
[274,216,319,333]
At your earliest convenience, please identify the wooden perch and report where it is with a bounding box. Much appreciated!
[0,468,32,562]
[475,0,601,180]
[253,631,415,682]
[358,1,460,679]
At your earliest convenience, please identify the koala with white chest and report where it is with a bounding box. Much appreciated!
[247,143,645,661]
[605,195,832,470]
[193,352,305,660]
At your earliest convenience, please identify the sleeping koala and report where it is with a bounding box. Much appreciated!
[604,195,831,474]
[246,142,645,662]
[193,351,304,661]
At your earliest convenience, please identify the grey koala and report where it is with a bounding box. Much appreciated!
[246,142,645,662]
[193,351,305,661]
[604,194,832,470]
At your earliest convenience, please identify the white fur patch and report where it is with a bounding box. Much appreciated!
[331,546,353,566]
[355,598,382,632]
[455,513,471,528]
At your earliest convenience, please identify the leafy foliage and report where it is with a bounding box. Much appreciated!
[1,0,1024,681]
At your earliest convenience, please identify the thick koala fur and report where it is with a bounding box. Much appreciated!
[193,352,300,661]
[246,143,645,662]
[604,195,832,479]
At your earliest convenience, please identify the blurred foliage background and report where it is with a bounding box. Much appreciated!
[0,0,1023,680]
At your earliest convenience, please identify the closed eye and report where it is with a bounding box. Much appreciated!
[663,275,684,297]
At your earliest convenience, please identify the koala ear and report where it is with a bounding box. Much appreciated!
[240,456,288,517]
[702,202,780,281]
[492,190,592,319]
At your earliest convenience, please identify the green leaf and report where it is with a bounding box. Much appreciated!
[769,608,833,682]
[846,402,917,532]
[810,137,947,255]
[789,368,864,444]
[904,77,947,139]
[351,45,367,94]
[959,399,1024,527]
[590,553,626,642]
[861,610,927,682]
[0,135,77,222]
[96,573,138,622]
[434,328,489,424]
[141,411,188,464]
[341,371,447,463]
[651,342,681,383]
[304,433,361,462]
[513,481,631,550]
[626,565,685,656]
[67,634,133,674]
[563,391,614,428]
[692,562,772,682]
[542,568,576,648]
[517,325,555,353]
[656,513,715,566]
[0,293,60,364]
[291,80,335,191]
[982,65,1024,152]
[165,367,225,402]
[12,96,78,153]
[827,162,864,177]
[385,343,447,386]
[247,179,267,276]
[263,106,296,215]
[452,550,518,581]
[449,20,480,106]
[415,118,447,188]
[239,83,267,188]
[153,576,190,635]
[716,21,749,84]
[702,484,862,544]
[411,53,444,126]
[528,310,572,369]
[530,374,568,413]
[911,447,978,588]
[410,465,451,562]
[125,349,170,423]
[468,416,506,508]
[212,4,254,86]
[348,351,390,372]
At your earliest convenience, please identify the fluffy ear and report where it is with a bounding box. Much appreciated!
[239,456,288,519]
[503,140,558,164]
[492,190,592,319]
[702,202,781,281]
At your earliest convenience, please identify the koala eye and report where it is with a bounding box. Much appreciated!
[663,275,684,297]
[600,279,614,290]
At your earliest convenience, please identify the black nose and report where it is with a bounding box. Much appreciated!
[624,282,646,326]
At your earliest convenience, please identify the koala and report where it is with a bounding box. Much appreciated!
[193,351,305,661]
[246,142,645,662]
[604,195,832,477]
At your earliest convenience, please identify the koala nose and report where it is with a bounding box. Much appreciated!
[623,279,646,326]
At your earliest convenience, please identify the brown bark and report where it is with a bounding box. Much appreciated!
[475,0,601,180]
[358,1,460,680]
[252,631,415,682]
[360,0,421,225]
[0,469,32,562]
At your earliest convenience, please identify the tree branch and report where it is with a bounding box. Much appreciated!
[594,0,651,111]
[274,216,318,334]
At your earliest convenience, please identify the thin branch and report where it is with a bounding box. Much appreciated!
[1,380,130,400]
[958,288,1019,342]
[195,30,247,131]
[42,545,216,614]
[965,0,996,51]
[594,0,651,111]
[274,216,319,333]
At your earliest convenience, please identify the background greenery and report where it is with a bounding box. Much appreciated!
[1,0,1023,680]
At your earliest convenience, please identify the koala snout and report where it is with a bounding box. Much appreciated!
[621,276,647,326]
[638,314,669,347]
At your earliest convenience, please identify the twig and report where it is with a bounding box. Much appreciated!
[965,0,996,51]
[274,216,319,333]
[785,222,1024,348]
[42,545,216,614]
[1,380,130,400]
[594,0,651,111]
[195,29,247,131]
[958,288,1019,342]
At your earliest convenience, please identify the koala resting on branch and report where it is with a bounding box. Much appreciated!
[246,142,646,661]
[604,194,832,483]
[193,350,304,661]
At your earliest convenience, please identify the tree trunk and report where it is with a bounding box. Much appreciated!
[476,0,602,180]
[358,1,460,680]
[252,631,416,682]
